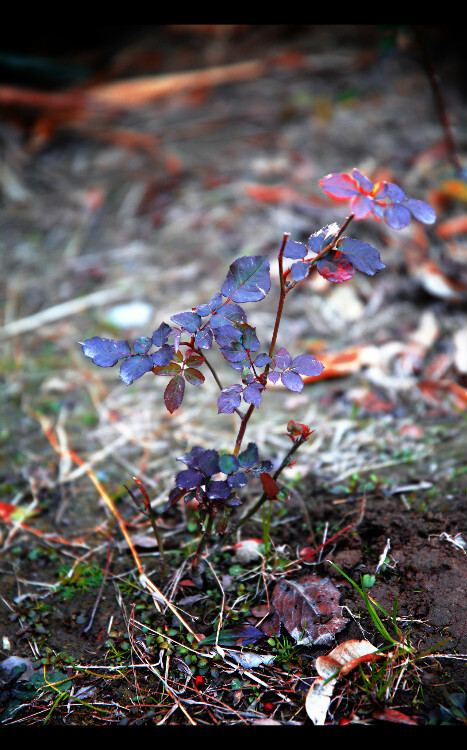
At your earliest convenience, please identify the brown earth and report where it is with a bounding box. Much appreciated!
[0,25,467,726]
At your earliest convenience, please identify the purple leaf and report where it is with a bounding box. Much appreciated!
[308,223,340,254]
[206,480,232,500]
[195,327,213,350]
[170,311,202,334]
[175,468,203,489]
[281,370,304,392]
[319,172,360,200]
[80,337,131,367]
[290,354,325,377]
[267,371,281,384]
[134,336,152,354]
[164,375,185,413]
[198,449,220,476]
[274,347,292,370]
[337,238,385,276]
[384,203,411,230]
[196,293,223,316]
[177,446,204,469]
[283,239,308,260]
[210,304,247,329]
[119,355,154,385]
[404,198,436,224]
[228,472,248,488]
[291,261,308,281]
[218,384,242,414]
[151,343,174,366]
[221,255,271,303]
[152,323,172,347]
[254,352,271,367]
[243,382,263,408]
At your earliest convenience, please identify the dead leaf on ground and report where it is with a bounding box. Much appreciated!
[262,575,348,646]
[305,639,382,725]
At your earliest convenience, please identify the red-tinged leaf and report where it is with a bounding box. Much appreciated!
[372,708,419,725]
[164,375,185,413]
[317,257,354,283]
[185,353,205,367]
[319,172,359,201]
[183,367,205,386]
[153,362,181,377]
[260,472,279,499]
[0,502,17,522]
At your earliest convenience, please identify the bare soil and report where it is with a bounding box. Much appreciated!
[1,25,467,726]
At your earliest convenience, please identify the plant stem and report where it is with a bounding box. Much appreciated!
[192,511,215,571]
[227,434,308,538]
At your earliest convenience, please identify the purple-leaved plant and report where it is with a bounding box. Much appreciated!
[80,169,435,568]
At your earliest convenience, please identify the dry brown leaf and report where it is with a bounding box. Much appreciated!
[268,575,348,646]
[305,639,382,725]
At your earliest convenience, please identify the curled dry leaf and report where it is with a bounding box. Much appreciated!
[306,639,382,725]
[266,575,348,646]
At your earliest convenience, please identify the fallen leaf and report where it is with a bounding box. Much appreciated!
[267,575,348,646]
[372,708,418,725]
[305,639,382,725]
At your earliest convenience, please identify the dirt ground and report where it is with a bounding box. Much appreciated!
[1,25,467,726]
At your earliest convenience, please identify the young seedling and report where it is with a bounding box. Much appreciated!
[80,169,435,568]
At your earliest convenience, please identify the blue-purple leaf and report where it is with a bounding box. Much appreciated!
[134,336,152,354]
[151,343,174,366]
[195,327,213,350]
[80,337,131,367]
[210,304,247,329]
[283,239,307,260]
[281,370,304,392]
[152,323,172,347]
[337,238,385,276]
[218,384,242,414]
[177,446,204,469]
[254,352,271,367]
[206,480,232,500]
[290,261,309,281]
[120,355,154,385]
[196,293,223,316]
[170,311,202,334]
[221,255,271,303]
[308,223,340,254]
[228,472,248,488]
[274,348,292,370]
[404,198,436,224]
[175,469,203,489]
[290,354,324,377]
[243,382,263,408]
[198,449,220,476]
